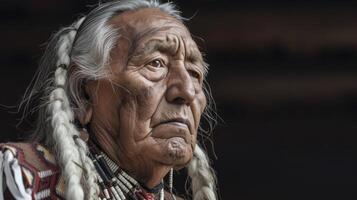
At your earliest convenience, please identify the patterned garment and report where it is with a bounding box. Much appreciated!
[0,142,65,200]
[0,143,183,200]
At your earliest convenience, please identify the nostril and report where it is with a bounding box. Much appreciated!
[165,70,196,104]
[172,97,186,105]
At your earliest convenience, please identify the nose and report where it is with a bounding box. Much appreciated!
[165,65,196,105]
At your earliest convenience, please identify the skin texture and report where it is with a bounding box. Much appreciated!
[84,8,207,189]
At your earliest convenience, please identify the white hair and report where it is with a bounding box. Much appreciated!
[188,145,217,200]
[19,0,217,199]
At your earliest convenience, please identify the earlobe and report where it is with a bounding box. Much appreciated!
[84,106,93,125]
[78,105,93,126]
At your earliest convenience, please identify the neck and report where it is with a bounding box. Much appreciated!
[94,135,171,189]
[142,165,171,189]
[87,143,166,200]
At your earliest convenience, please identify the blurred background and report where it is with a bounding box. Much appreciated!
[1,0,357,199]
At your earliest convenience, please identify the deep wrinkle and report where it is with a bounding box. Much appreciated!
[128,27,205,74]
[133,83,166,142]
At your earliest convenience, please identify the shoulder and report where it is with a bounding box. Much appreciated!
[1,142,57,167]
[0,142,64,199]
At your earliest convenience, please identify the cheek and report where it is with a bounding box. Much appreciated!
[188,92,206,148]
[120,72,166,116]
[90,81,123,129]
[134,83,166,121]
[118,76,166,141]
[192,91,207,128]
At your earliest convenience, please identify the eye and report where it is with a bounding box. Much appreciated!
[188,69,201,80]
[147,59,164,68]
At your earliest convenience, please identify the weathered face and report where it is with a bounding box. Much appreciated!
[87,8,206,179]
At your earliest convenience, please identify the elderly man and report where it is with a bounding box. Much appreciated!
[0,0,217,199]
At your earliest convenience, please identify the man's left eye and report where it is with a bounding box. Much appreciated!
[147,59,164,68]
[188,69,200,80]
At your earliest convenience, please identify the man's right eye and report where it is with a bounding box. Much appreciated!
[147,59,165,68]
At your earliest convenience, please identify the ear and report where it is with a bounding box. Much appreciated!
[77,81,96,126]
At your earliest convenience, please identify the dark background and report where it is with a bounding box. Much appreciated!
[1,0,357,199]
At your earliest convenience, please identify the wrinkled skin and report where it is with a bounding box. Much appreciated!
[84,8,207,188]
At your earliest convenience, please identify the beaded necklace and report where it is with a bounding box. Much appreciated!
[88,142,164,200]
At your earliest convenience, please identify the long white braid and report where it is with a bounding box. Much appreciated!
[74,135,100,199]
[67,18,99,200]
[187,145,217,200]
[49,17,98,200]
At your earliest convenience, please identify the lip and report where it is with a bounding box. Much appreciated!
[153,117,191,131]
[151,124,191,144]
[151,117,192,142]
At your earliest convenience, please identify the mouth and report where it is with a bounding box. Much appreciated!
[153,118,191,130]
[151,117,192,142]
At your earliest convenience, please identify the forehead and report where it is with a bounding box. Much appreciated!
[110,8,188,35]
[109,8,199,52]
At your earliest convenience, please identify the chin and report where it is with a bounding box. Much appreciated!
[156,136,193,167]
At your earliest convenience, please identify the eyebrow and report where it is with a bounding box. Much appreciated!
[129,35,207,73]
[127,26,164,58]
[134,39,178,57]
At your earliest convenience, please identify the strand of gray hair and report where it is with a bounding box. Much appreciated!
[188,145,217,200]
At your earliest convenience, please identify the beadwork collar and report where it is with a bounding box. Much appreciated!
[88,141,165,200]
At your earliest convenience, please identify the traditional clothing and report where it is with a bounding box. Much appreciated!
[0,143,63,199]
[0,143,183,200]
[1,1,217,199]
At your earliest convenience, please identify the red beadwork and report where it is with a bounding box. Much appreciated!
[135,189,156,200]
